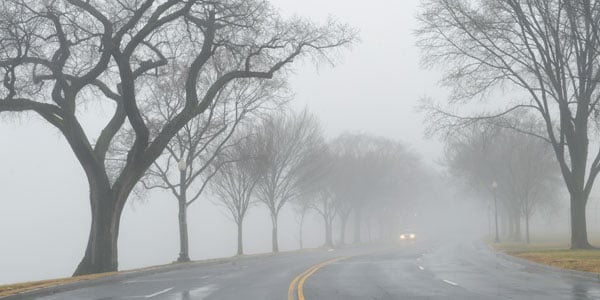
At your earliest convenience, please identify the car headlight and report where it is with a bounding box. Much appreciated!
[410,234,416,239]
[400,234,406,239]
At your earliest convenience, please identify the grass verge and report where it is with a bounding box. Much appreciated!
[0,272,118,298]
[491,237,600,274]
[513,250,600,273]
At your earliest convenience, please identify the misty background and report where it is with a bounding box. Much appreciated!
[0,0,584,285]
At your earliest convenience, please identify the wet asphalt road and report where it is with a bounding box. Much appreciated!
[12,238,600,300]
[304,239,600,300]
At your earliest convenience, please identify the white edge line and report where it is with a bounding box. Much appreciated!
[145,287,174,298]
[442,279,459,286]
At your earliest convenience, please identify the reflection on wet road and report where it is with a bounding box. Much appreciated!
[21,238,600,300]
[303,238,600,300]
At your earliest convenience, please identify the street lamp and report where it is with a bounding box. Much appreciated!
[178,159,186,172]
[491,180,500,243]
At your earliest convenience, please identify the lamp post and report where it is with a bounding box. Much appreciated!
[177,159,190,262]
[492,180,500,243]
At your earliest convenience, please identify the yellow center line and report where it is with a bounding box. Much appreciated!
[297,257,347,300]
[287,256,350,300]
[287,264,319,300]
[287,247,396,300]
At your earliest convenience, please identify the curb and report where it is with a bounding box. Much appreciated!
[0,248,329,300]
[489,246,600,282]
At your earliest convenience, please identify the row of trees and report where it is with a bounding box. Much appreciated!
[0,0,428,270]
[443,121,562,243]
[209,118,426,254]
[417,0,600,248]
[0,0,357,275]
[155,108,431,258]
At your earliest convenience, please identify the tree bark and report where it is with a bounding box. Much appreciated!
[177,198,190,262]
[73,187,121,276]
[570,192,592,249]
[324,218,333,248]
[237,221,244,255]
[177,169,190,262]
[271,214,279,252]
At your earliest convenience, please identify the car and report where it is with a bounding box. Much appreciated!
[399,231,417,241]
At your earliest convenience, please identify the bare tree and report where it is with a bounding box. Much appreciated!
[418,0,600,248]
[253,109,324,252]
[295,143,335,247]
[328,133,423,244]
[0,0,357,275]
[209,129,260,255]
[329,134,394,244]
[310,189,337,248]
[502,128,562,243]
[291,198,311,249]
[125,64,286,262]
[444,121,562,243]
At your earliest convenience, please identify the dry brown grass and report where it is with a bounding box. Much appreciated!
[0,272,117,298]
[491,236,600,274]
[512,250,600,273]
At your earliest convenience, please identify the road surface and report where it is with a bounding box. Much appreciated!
[9,238,600,299]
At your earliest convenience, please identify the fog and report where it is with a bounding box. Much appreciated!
[0,0,583,288]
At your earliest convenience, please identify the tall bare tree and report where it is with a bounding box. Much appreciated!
[253,109,324,252]
[444,122,562,243]
[328,133,422,244]
[418,0,600,248]
[291,198,311,249]
[126,65,286,262]
[209,129,261,256]
[294,142,335,247]
[0,0,357,274]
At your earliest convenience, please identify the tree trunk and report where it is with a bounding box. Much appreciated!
[73,188,121,276]
[271,214,279,253]
[565,111,593,249]
[367,221,372,243]
[570,192,592,249]
[324,218,333,248]
[177,169,190,262]
[73,162,144,276]
[298,213,305,249]
[177,198,190,262]
[525,214,530,244]
[514,213,521,242]
[508,214,514,241]
[237,221,244,255]
[353,210,361,244]
[339,215,348,245]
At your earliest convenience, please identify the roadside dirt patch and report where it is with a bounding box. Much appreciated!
[0,272,117,298]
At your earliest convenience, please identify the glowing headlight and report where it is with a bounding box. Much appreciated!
[400,234,406,240]
[410,234,416,239]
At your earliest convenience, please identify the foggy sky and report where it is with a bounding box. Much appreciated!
[0,0,450,285]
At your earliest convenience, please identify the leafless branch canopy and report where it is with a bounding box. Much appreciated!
[417,0,600,200]
[0,0,358,202]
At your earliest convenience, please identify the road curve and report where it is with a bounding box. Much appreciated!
[6,238,600,299]
[302,239,600,300]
